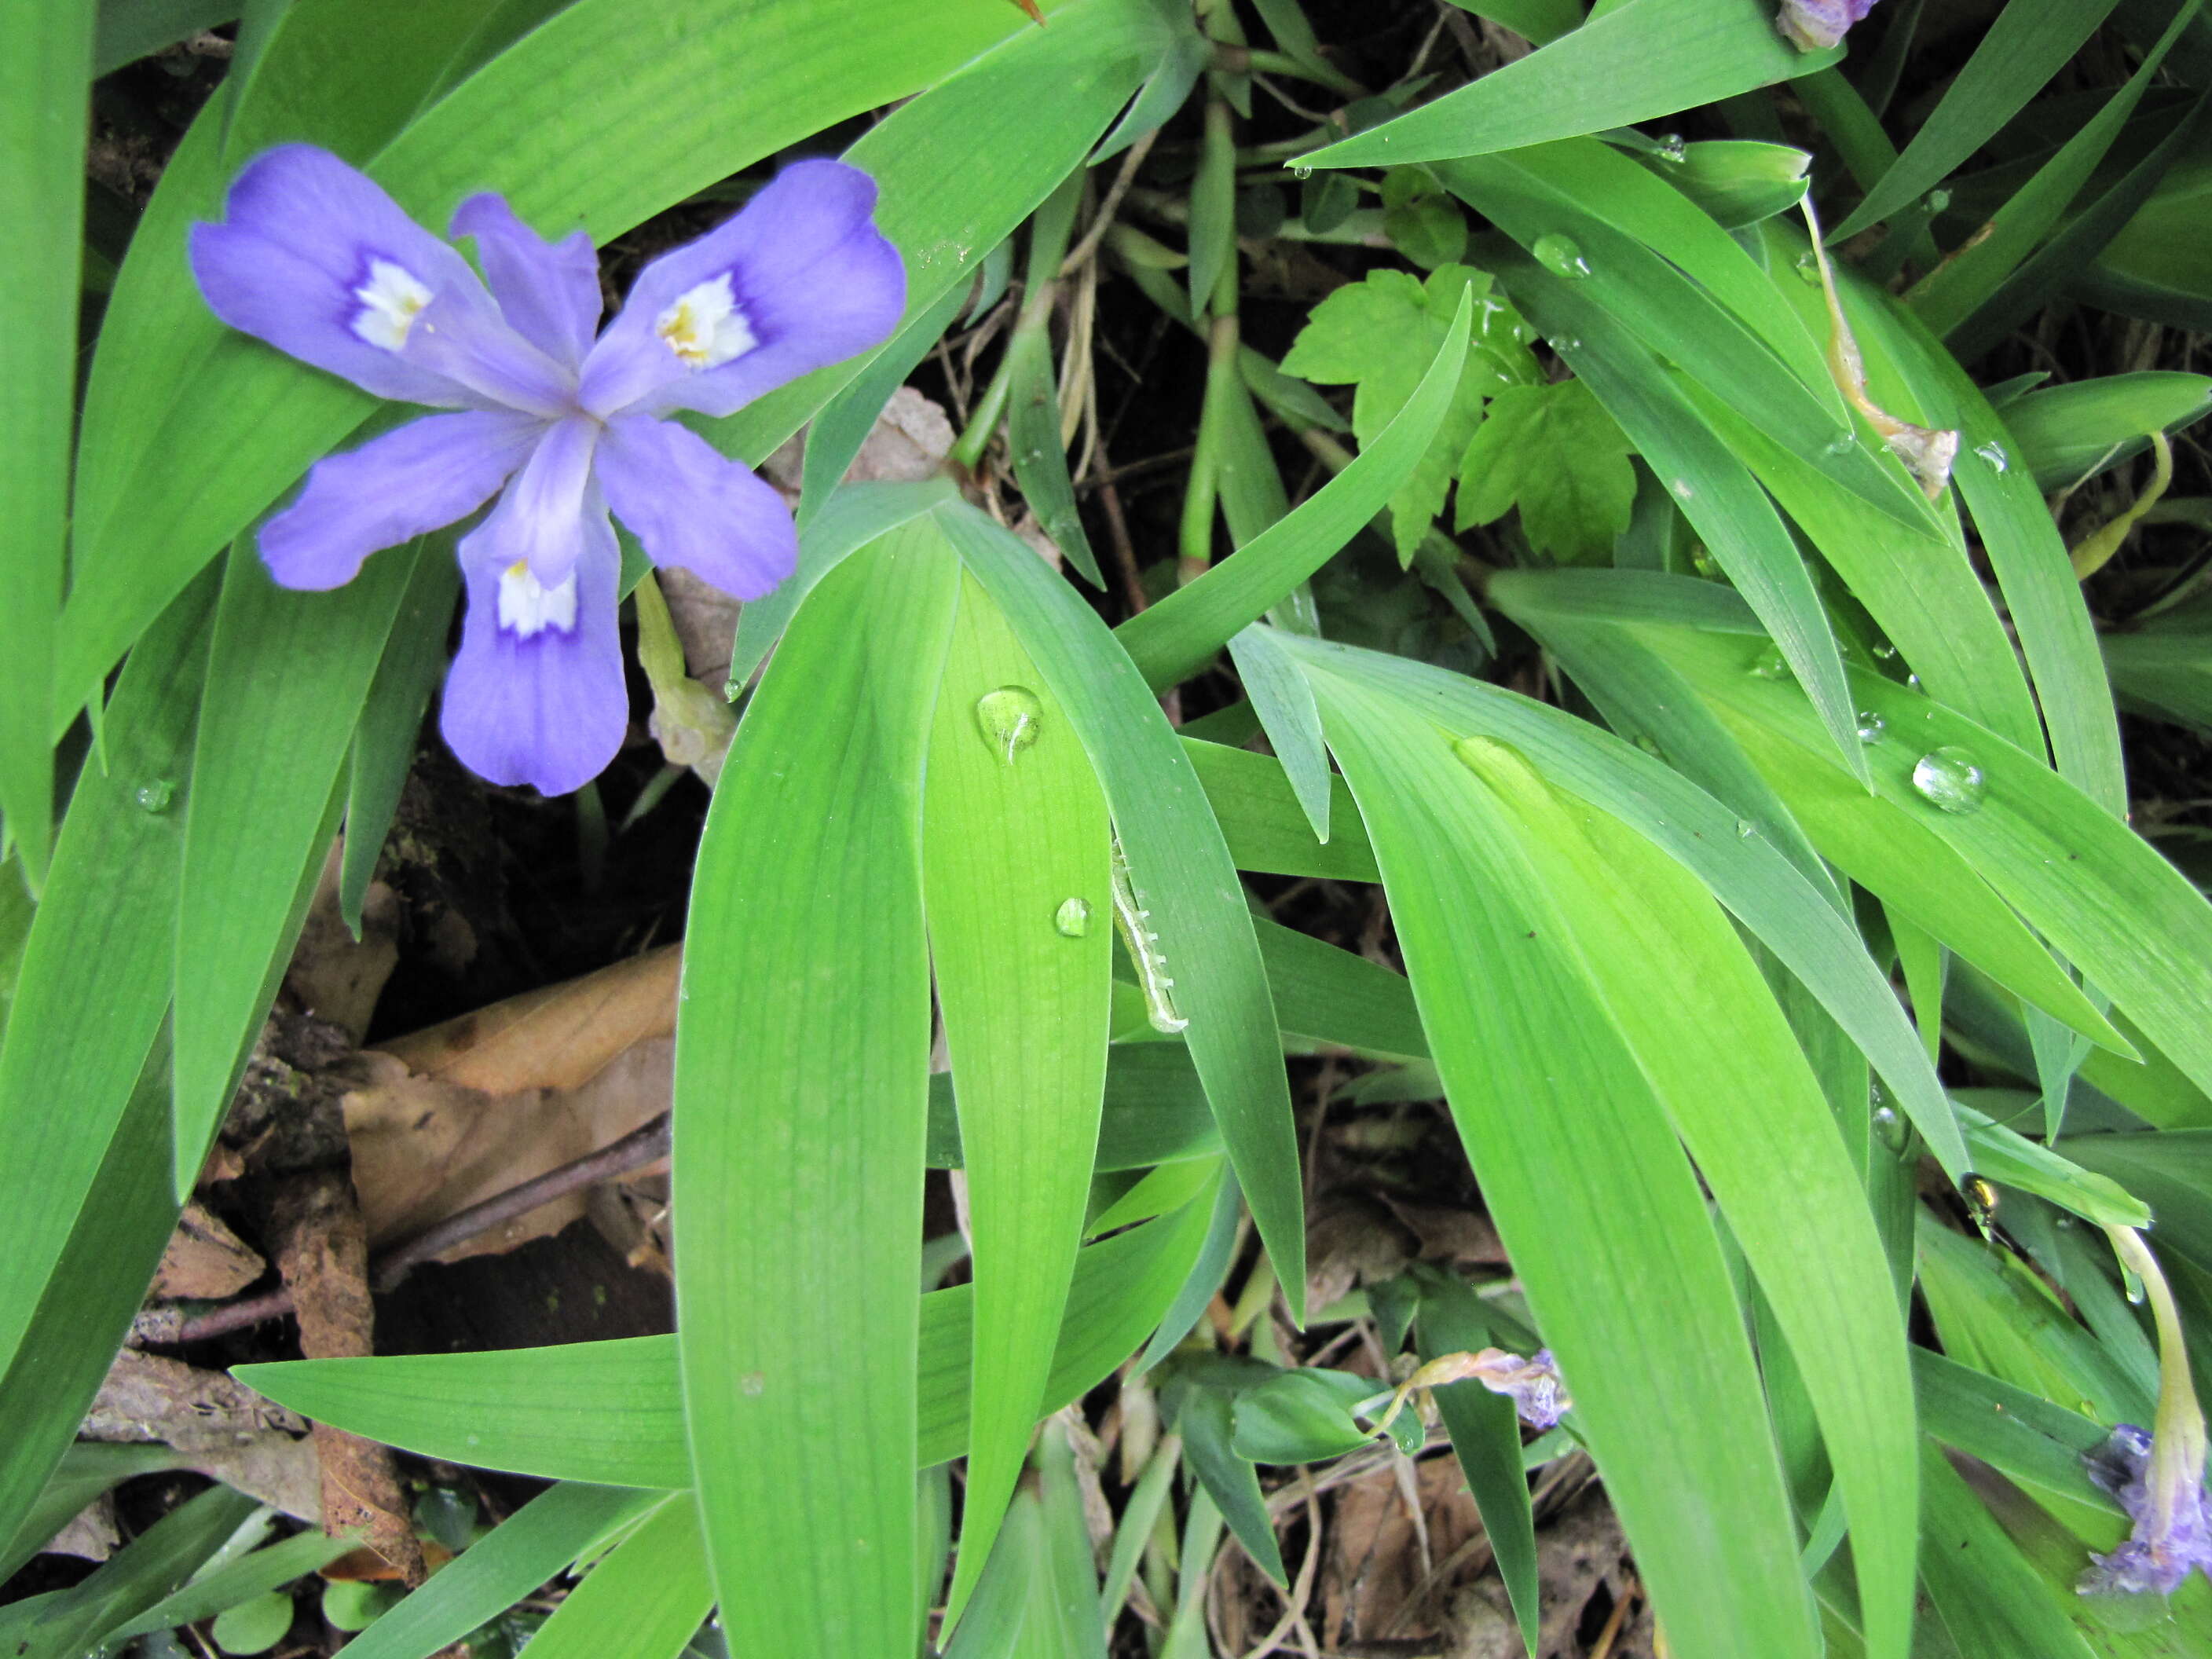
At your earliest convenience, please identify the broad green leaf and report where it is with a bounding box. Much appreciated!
[1954,1104,2150,1229]
[674,526,957,1657]
[925,572,1112,1621]
[1298,662,1822,1659]
[237,1203,1214,1489]
[1277,266,1525,561]
[2001,372,2212,494]
[1163,1368,1287,1584]
[1267,629,1964,1174]
[1254,917,1429,1060]
[1832,0,2121,240]
[1914,1441,2101,1659]
[0,573,213,1387]
[1447,727,1915,1659]
[1230,1367,1381,1463]
[106,1529,351,1648]
[2060,1132,2212,1279]
[1225,628,1331,844]
[0,1485,255,1659]
[1005,322,1106,589]
[340,550,460,932]
[1454,379,1635,561]
[1641,138,1811,229]
[1031,1419,1111,1659]
[1302,0,1838,169]
[1182,739,1375,881]
[1651,625,2212,1120]
[0,0,90,884]
[336,1485,664,1659]
[798,278,972,525]
[0,1037,183,1562]
[173,539,426,1188]
[1914,1348,2114,1517]
[511,1496,712,1659]
[1118,287,1473,691]
[943,504,1310,1322]
[1473,236,1869,773]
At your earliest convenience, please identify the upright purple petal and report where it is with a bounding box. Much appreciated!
[577,159,904,420]
[595,415,796,599]
[259,409,542,590]
[441,485,627,796]
[462,415,603,586]
[451,193,603,371]
[190,144,571,417]
[1776,0,1877,49]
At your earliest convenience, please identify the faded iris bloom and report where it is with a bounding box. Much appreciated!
[191,145,903,794]
[2082,1423,2212,1596]
[1777,0,1878,49]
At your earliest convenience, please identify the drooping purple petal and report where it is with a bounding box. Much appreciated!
[189,144,570,417]
[450,193,603,371]
[1776,0,1877,49]
[2079,1424,2212,1598]
[258,409,542,589]
[595,415,796,599]
[441,483,627,796]
[577,159,905,421]
[460,415,603,586]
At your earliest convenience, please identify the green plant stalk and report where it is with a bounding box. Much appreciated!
[1180,98,1242,586]
[2104,1225,2207,1546]
[1796,68,1939,270]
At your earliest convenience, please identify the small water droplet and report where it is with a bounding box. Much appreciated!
[1910,746,1987,815]
[1973,441,2009,473]
[1291,163,1314,181]
[1656,133,1688,163]
[1871,641,1899,661]
[1532,233,1591,279]
[742,1372,766,1396]
[134,779,175,813]
[1871,1105,1909,1153]
[1736,819,1759,838]
[974,686,1043,764]
[2124,1269,2147,1306]
[1554,335,1582,353]
[1824,432,1855,456]
[1905,672,1924,693]
[1749,643,1793,680]
[1053,897,1093,938]
[1855,710,1886,744]
[1793,251,1822,285]
[1671,478,1696,501]
[1925,189,1951,214]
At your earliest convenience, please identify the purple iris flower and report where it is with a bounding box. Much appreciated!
[1776,0,1878,49]
[2080,1423,2212,1598]
[190,145,903,795]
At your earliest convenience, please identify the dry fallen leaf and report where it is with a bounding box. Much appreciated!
[149,1201,266,1300]
[82,1349,304,1449]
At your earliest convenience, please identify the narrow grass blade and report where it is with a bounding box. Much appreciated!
[236,1202,1215,1489]
[0,1485,255,1659]
[1914,1441,2101,1659]
[927,573,1113,1622]
[0,0,91,885]
[945,504,1309,1322]
[173,539,424,1188]
[1181,739,1376,881]
[1302,0,1839,170]
[675,524,958,1657]
[511,1495,713,1659]
[1226,628,1331,844]
[337,1485,665,1659]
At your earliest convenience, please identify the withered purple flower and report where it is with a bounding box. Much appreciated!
[1776,0,1878,50]
[2081,1423,2212,1598]
[191,145,903,794]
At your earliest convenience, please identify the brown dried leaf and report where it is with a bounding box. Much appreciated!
[150,1202,266,1300]
[1322,1452,1485,1643]
[82,1350,304,1449]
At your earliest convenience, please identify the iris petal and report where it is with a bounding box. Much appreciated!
[595,415,797,599]
[450,193,604,371]
[461,415,604,586]
[577,159,905,420]
[258,410,542,589]
[441,483,628,796]
[189,145,569,416]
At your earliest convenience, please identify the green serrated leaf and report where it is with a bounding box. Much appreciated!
[1455,379,1635,560]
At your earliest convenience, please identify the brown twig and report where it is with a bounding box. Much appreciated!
[167,1112,673,1344]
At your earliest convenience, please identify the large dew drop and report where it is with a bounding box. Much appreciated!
[974,686,1044,764]
[1532,233,1591,279]
[1910,746,1987,815]
[1871,1105,1909,1154]
[1053,897,1093,939]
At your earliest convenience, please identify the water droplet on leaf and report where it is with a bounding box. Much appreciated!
[1749,643,1793,679]
[1053,897,1093,938]
[1911,746,1987,814]
[1291,163,1314,181]
[1855,710,1886,743]
[974,686,1043,764]
[1532,233,1591,279]
[1871,641,1898,661]
[1793,251,1822,285]
[134,780,175,813]
[1973,441,2009,473]
[1656,133,1687,163]
[1871,1105,1909,1153]
[1825,432,1855,456]
[1736,819,1759,838]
